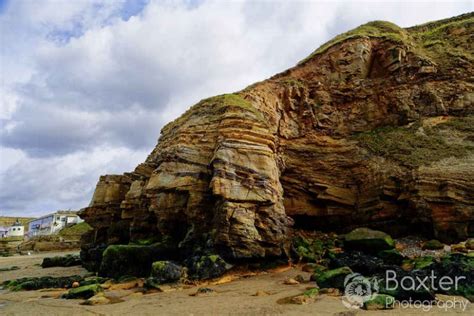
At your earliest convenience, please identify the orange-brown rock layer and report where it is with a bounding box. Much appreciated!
[80,13,474,268]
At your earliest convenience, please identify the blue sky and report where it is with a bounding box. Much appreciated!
[0,0,472,217]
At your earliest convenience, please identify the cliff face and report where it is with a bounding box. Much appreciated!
[80,13,474,268]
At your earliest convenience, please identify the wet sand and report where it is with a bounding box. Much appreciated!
[0,252,472,315]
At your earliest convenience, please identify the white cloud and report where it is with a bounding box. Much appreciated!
[0,0,472,216]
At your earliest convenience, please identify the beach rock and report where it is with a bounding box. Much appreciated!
[344,228,395,253]
[431,253,474,301]
[466,239,474,250]
[413,256,435,270]
[80,13,474,272]
[302,263,327,274]
[149,261,184,284]
[187,255,231,280]
[331,251,386,275]
[81,293,111,305]
[283,278,300,285]
[314,266,353,289]
[41,254,82,268]
[377,270,436,301]
[63,284,103,299]
[422,240,444,250]
[3,275,83,291]
[99,243,176,279]
[363,294,395,310]
[377,249,404,265]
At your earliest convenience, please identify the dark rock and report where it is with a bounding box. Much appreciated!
[377,249,405,265]
[465,238,474,250]
[187,255,231,280]
[3,275,83,291]
[422,240,444,250]
[99,242,176,279]
[42,254,81,268]
[430,253,474,301]
[331,251,386,275]
[148,261,184,285]
[344,228,395,253]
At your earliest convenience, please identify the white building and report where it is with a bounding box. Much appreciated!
[7,220,25,237]
[28,211,83,237]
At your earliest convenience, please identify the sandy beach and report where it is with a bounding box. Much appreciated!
[0,251,471,316]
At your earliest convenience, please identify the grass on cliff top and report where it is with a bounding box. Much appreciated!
[354,117,474,167]
[299,21,407,65]
[58,222,92,238]
[161,93,264,133]
[415,14,474,63]
[299,13,473,66]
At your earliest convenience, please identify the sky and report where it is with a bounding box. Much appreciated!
[0,0,472,217]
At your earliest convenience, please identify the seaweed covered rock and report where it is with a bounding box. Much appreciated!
[314,266,353,289]
[187,255,231,280]
[377,249,405,265]
[422,240,444,250]
[377,269,437,301]
[465,239,474,250]
[99,242,175,279]
[148,261,184,285]
[3,275,83,291]
[331,251,386,275]
[363,294,395,310]
[344,228,395,253]
[63,284,103,299]
[431,253,474,301]
[292,233,337,262]
[42,254,81,268]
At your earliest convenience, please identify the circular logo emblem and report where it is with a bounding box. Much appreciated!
[342,273,379,309]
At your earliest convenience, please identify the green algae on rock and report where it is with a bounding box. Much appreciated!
[363,294,395,310]
[99,242,176,279]
[344,228,395,253]
[314,266,353,289]
[63,284,103,299]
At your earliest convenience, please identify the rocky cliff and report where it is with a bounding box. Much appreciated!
[80,13,474,270]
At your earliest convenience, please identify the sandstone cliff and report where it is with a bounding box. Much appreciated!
[80,13,474,269]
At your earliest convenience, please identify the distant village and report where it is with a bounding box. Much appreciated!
[0,210,83,240]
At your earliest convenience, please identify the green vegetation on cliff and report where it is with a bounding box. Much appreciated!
[355,116,474,167]
[300,20,407,64]
[58,222,92,239]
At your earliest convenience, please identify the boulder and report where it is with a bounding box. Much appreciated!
[99,242,175,279]
[465,238,474,250]
[3,275,83,291]
[314,266,353,289]
[331,251,386,275]
[413,256,435,270]
[187,255,231,280]
[422,240,444,250]
[63,284,103,299]
[377,249,404,265]
[344,228,395,253]
[41,254,81,268]
[363,294,395,310]
[148,261,184,285]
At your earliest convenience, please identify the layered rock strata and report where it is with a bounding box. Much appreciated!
[80,13,474,269]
